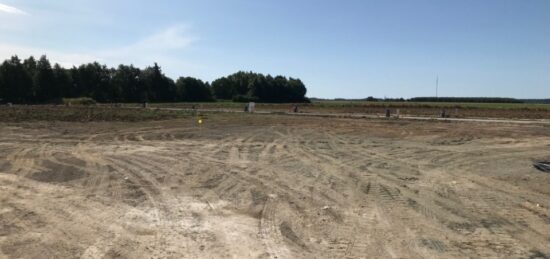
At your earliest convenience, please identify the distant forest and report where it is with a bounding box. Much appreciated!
[311,97,550,104]
[0,55,308,104]
[409,97,523,103]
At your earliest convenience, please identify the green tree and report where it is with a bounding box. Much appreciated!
[71,62,112,102]
[211,77,234,100]
[211,71,308,102]
[1,55,308,104]
[176,77,213,101]
[287,78,307,102]
[142,63,175,102]
[23,56,37,81]
[0,56,33,103]
[34,56,56,102]
[112,65,142,102]
[51,63,72,100]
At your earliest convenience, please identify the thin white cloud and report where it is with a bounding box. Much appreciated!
[99,25,199,75]
[0,25,197,74]
[99,25,197,63]
[0,3,28,15]
[0,43,99,67]
[132,25,196,51]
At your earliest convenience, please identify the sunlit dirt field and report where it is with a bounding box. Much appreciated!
[1,114,549,258]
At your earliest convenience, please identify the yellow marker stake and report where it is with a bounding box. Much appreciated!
[198,119,203,124]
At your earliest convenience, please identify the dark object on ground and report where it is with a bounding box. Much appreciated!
[533,161,550,172]
[385,109,391,118]
[293,105,299,113]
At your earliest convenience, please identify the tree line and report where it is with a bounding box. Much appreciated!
[311,97,527,104]
[211,71,307,103]
[0,55,308,104]
[409,97,523,103]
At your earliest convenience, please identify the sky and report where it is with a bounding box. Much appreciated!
[0,0,549,99]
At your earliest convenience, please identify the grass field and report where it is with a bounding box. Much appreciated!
[140,101,550,119]
[310,100,550,110]
[0,106,193,122]
[132,100,550,110]
[3,100,550,121]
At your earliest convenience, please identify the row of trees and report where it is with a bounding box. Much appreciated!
[409,97,523,103]
[211,71,308,103]
[0,55,308,104]
[312,97,529,103]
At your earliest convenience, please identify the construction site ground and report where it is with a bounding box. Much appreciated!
[1,113,550,258]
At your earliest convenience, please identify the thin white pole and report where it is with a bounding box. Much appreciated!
[436,75,439,98]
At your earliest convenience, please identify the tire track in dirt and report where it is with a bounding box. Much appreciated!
[285,127,546,257]
[218,130,296,258]
[2,116,550,258]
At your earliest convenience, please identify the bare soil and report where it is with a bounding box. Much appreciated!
[149,102,550,120]
[1,114,550,258]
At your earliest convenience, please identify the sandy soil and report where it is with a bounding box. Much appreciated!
[1,114,550,258]
[146,102,550,120]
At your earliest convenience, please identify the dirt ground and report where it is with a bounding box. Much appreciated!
[148,102,550,120]
[1,114,550,258]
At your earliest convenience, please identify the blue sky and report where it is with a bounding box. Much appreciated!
[1,0,549,98]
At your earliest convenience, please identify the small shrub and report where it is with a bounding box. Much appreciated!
[232,95,258,103]
[62,97,97,106]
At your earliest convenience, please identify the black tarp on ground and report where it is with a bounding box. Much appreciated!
[533,161,550,172]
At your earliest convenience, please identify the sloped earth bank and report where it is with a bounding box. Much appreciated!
[1,115,550,258]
